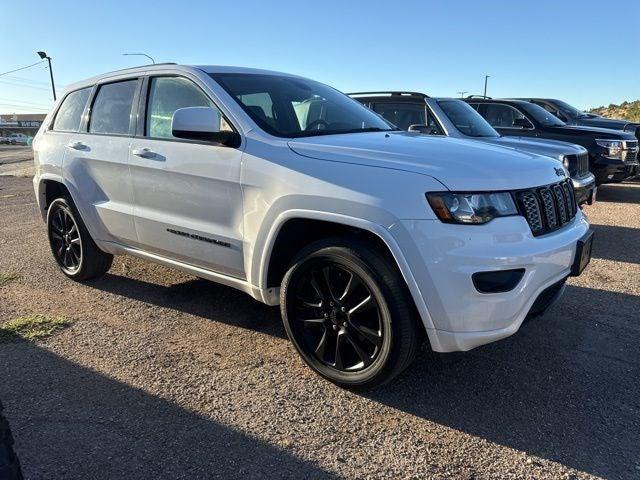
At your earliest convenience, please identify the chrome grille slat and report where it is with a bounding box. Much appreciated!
[577,152,589,176]
[515,179,577,236]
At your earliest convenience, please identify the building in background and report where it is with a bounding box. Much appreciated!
[0,114,46,143]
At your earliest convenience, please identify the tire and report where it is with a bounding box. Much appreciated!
[0,401,23,480]
[47,196,113,281]
[280,237,423,390]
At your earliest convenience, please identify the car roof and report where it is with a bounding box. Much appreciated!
[465,98,533,107]
[348,91,429,101]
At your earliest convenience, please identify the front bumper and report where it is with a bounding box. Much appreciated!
[593,154,639,184]
[389,211,590,352]
[571,172,597,205]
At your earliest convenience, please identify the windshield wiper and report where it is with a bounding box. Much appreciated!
[294,127,396,138]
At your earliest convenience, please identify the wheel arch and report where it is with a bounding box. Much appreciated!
[36,175,72,221]
[257,210,435,331]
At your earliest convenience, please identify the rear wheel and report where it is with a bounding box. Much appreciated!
[47,196,113,281]
[281,237,423,390]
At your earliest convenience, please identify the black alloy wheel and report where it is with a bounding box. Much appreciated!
[281,238,423,390]
[289,261,384,372]
[49,203,83,275]
[46,196,113,281]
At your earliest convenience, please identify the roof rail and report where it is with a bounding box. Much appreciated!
[465,94,492,99]
[347,91,429,98]
[103,62,178,75]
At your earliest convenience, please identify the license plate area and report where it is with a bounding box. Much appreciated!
[570,230,594,276]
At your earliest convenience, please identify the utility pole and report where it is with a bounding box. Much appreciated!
[37,51,56,100]
[483,75,490,98]
[457,91,468,98]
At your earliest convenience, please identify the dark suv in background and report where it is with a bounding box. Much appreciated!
[518,98,640,140]
[465,98,639,184]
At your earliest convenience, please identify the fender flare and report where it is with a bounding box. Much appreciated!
[256,209,435,331]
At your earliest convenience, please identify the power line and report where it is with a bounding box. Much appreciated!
[0,79,52,92]
[2,74,51,87]
[0,103,50,112]
[0,97,51,108]
[0,60,46,78]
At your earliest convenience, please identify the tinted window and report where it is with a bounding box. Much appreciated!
[437,100,498,137]
[521,102,566,127]
[146,77,231,139]
[372,102,437,131]
[482,104,527,128]
[211,73,395,138]
[53,88,91,132]
[89,80,138,135]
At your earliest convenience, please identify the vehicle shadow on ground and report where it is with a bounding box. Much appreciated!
[0,342,335,480]
[90,269,640,478]
[367,284,640,479]
[595,181,640,203]
[90,274,287,339]
[590,224,640,265]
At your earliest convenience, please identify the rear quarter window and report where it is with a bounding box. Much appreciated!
[52,88,91,132]
[89,80,139,135]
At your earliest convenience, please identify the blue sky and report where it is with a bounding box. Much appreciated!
[2,0,638,114]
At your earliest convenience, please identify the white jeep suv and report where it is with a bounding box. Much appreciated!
[32,64,593,389]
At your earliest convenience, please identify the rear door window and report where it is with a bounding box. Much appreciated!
[52,88,91,132]
[89,80,139,135]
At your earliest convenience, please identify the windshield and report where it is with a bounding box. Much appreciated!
[552,100,586,118]
[437,100,498,137]
[521,103,566,127]
[210,73,396,138]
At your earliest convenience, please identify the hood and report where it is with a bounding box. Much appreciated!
[288,131,566,191]
[480,136,587,160]
[573,115,639,131]
[549,124,637,139]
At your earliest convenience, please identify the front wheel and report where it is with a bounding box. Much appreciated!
[280,238,423,390]
[47,196,113,281]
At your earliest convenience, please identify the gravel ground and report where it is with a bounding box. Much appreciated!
[0,146,34,177]
[0,166,639,479]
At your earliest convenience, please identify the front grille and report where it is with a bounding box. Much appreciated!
[564,153,590,177]
[515,179,577,236]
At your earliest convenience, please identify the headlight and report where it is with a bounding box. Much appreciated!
[426,192,518,224]
[596,139,623,159]
[562,156,570,169]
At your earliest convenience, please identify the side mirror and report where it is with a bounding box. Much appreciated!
[172,107,240,147]
[512,117,533,129]
[408,124,429,134]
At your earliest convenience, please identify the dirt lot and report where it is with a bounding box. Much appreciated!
[0,151,639,479]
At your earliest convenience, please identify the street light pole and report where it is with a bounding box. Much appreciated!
[457,91,468,98]
[122,53,155,64]
[37,51,56,101]
[483,75,490,99]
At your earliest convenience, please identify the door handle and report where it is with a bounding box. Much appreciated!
[132,147,156,159]
[66,141,87,150]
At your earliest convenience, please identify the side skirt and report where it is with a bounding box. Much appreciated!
[100,241,275,305]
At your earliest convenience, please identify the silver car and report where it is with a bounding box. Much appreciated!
[349,92,597,205]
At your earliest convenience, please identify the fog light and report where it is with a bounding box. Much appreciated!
[472,269,526,294]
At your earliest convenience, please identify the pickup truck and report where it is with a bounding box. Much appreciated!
[517,98,640,141]
[465,98,639,184]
